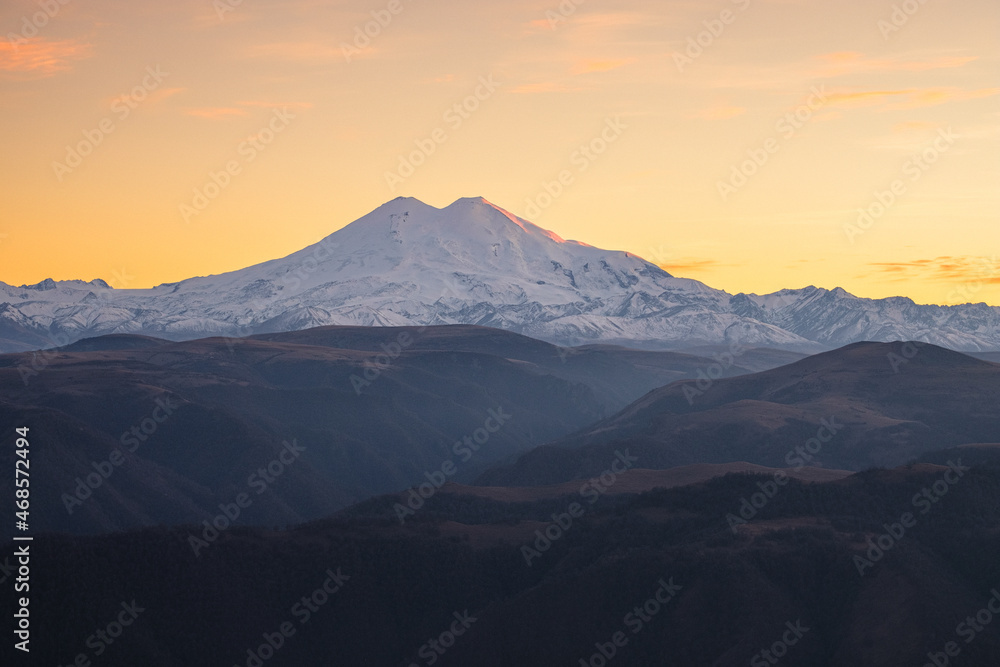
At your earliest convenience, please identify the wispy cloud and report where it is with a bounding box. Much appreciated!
[185,99,313,119]
[824,87,1000,111]
[0,39,92,78]
[524,18,553,33]
[816,51,978,75]
[522,10,653,35]
[105,87,185,108]
[658,258,732,274]
[885,87,1000,110]
[706,52,983,92]
[250,42,347,61]
[570,11,657,31]
[185,107,250,119]
[509,81,587,94]
[893,120,938,133]
[149,87,186,104]
[236,100,314,109]
[693,105,746,120]
[864,256,1000,284]
[824,89,914,107]
[572,58,635,75]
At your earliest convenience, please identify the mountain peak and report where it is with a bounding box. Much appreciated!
[369,196,549,236]
[450,195,492,206]
[3,197,1000,353]
[443,196,570,244]
[381,195,505,212]
[372,196,433,215]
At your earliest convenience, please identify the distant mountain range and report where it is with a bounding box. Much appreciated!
[3,328,996,539]
[479,341,1000,485]
[2,196,999,353]
[0,325,798,537]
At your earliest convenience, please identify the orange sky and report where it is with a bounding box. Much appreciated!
[1,0,997,305]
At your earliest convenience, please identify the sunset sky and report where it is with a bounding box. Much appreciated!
[1,0,997,305]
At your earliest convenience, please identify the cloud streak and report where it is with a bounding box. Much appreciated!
[693,105,747,120]
[185,107,250,119]
[572,58,635,75]
[0,39,92,78]
[186,100,313,119]
[817,52,978,75]
[864,256,1000,284]
[823,87,1000,110]
[509,81,587,94]
[658,258,733,274]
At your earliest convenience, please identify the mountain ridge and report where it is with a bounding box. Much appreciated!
[475,340,1000,485]
[0,324,786,537]
[2,196,998,353]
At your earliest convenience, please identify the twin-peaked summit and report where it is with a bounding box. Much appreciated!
[0,197,998,352]
[296,195,697,305]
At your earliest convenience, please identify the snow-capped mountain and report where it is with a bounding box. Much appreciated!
[1,196,998,353]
